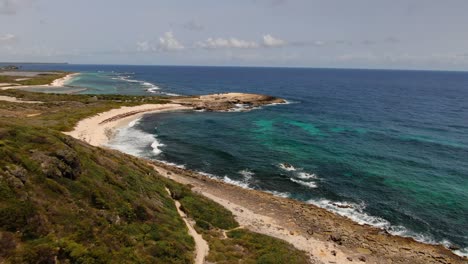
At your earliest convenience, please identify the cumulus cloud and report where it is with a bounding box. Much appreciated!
[0,33,17,45]
[197,37,259,49]
[136,41,151,52]
[262,34,286,47]
[158,31,184,51]
[136,32,185,52]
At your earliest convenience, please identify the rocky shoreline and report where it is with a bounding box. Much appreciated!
[171,92,287,111]
[149,160,466,264]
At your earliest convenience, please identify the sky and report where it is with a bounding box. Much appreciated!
[1,0,468,70]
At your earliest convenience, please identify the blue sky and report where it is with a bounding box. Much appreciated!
[1,0,468,70]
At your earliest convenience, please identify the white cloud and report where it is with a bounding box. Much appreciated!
[136,32,185,52]
[0,33,17,45]
[262,34,286,47]
[158,31,184,51]
[197,37,259,49]
[136,41,151,52]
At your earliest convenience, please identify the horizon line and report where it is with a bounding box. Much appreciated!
[2,62,468,73]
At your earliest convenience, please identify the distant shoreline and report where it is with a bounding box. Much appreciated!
[0,72,79,91]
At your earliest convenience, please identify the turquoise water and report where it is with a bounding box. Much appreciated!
[19,64,468,256]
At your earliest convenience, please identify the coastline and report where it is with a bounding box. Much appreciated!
[50,72,80,87]
[63,103,192,146]
[65,99,467,263]
[0,72,79,91]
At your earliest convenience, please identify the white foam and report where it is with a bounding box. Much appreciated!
[290,178,317,188]
[264,99,295,107]
[128,117,142,128]
[309,199,390,228]
[238,169,254,181]
[107,126,159,157]
[453,248,468,257]
[113,73,161,91]
[151,140,164,155]
[228,103,251,112]
[279,163,297,171]
[223,176,251,189]
[110,72,182,96]
[157,159,186,169]
[162,92,181,96]
[297,172,318,179]
[265,190,291,198]
[196,171,217,179]
[142,81,155,86]
[307,199,468,256]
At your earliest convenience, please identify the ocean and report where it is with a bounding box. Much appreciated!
[19,64,468,256]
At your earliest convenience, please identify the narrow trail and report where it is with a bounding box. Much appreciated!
[165,187,209,264]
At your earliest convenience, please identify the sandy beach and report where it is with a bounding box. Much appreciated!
[50,72,80,87]
[64,98,467,264]
[0,72,79,90]
[64,103,192,146]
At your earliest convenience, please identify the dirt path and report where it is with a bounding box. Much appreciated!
[153,162,466,264]
[165,187,209,264]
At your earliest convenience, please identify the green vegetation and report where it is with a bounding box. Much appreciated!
[0,88,310,263]
[0,71,70,86]
[167,183,238,230]
[166,184,310,264]
[208,229,311,264]
[0,124,195,263]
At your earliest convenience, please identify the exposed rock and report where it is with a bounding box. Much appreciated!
[171,93,286,111]
[0,65,19,71]
[332,203,354,209]
[330,233,343,245]
[6,165,28,183]
[35,148,81,180]
[448,245,461,251]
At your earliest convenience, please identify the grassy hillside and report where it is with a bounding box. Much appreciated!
[0,90,310,263]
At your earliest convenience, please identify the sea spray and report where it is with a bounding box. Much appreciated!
[107,119,164,157]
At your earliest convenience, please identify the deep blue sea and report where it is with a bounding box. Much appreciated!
[18,64,468,256]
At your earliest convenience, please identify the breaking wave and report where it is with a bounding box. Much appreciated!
[307,199,468,257]
[106,118,163,157]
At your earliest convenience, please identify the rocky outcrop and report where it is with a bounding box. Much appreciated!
[170,92,286,111]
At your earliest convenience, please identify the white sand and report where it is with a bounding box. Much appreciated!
[64,104,192,146]
[50,73,79,87]
[1,72,79,90]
